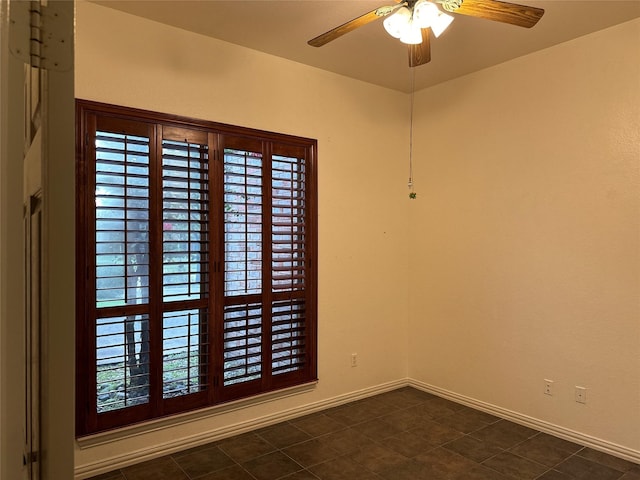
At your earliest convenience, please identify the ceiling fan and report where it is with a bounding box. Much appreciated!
[308,0,545,67]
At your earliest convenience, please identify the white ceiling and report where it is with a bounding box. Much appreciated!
[93,0,640,92]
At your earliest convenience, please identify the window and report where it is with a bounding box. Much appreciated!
[76,100,317,435]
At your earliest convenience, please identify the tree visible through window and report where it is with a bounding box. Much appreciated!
[76,101,317,435]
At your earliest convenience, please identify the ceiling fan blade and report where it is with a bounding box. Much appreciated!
[408,28,431,67]
[308,9,382,47]
[453,0,544,28]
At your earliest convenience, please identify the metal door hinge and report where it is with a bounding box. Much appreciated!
[9,1,72,71]
[23,450,38,465]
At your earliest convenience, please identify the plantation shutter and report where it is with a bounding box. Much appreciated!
[220,137,265,396]
[160,126,212,414]
[270,145,308,379]
[88,116,154,431]
[219,138,314,400]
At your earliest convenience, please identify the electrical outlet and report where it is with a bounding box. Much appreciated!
[351,353,358,367]
[575,386,587,404]
[544,379,554,396]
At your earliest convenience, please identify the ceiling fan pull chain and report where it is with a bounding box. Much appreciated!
[408,67,417,199]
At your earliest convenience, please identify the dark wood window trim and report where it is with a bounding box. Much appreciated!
[76,100,317,436]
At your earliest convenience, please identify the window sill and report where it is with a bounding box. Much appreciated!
[76,380,318,449]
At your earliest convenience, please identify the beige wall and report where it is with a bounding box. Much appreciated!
[75,1,410,473]
[408,18,640,452]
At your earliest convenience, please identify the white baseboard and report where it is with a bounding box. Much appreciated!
[74,379,406,479]
[409,379,640,465]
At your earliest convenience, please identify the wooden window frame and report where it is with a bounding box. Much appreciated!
[75,100,317,436]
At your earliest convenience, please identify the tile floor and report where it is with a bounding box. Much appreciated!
[89,387,640,480]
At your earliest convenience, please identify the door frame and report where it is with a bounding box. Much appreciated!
[0,1,75,479]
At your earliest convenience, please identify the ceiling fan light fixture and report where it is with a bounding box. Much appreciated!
[413,0,454,38]
[430,11,454,38]
[399,22,423,44]
[413,0,439,28]
[383,6,412,39]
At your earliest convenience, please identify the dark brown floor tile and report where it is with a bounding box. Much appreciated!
[509,433,582,467]
[218,432,277,463]
[383,430,437,458]
[324,404,378,426]
[348,443,408,473]
[460,464,511,480]
[432,411,493,434]
[394,387,437,403]
[242,451,303,480]
[413,447,484,479]
[470,420,538,449]
[121,456,188,480]
[556,455,626,480]
[88,472,125,480]
[380,408,424,431]
[482,451,548,479]
[172,441,220,458]
[197,464,256,480]
[318,427,378,455]
[352,418,403,440]
[370,390,405,408]
[309,455,380,480]
[454,406,501,425]
[291,413,346,437]
[443,434,504,462]
[283,438,341,468]
[350,396,397,418]
[620,473,640,480]
[378,458,435,480]
[409,400,455,420]
[577,448,640,473]
[373,389,428,410]
[408,418,464,446]
[416,397,464,419]
[280,471,321,480]
[257,422,312,449]
[172,445,235,478]
[536,470,573,480]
